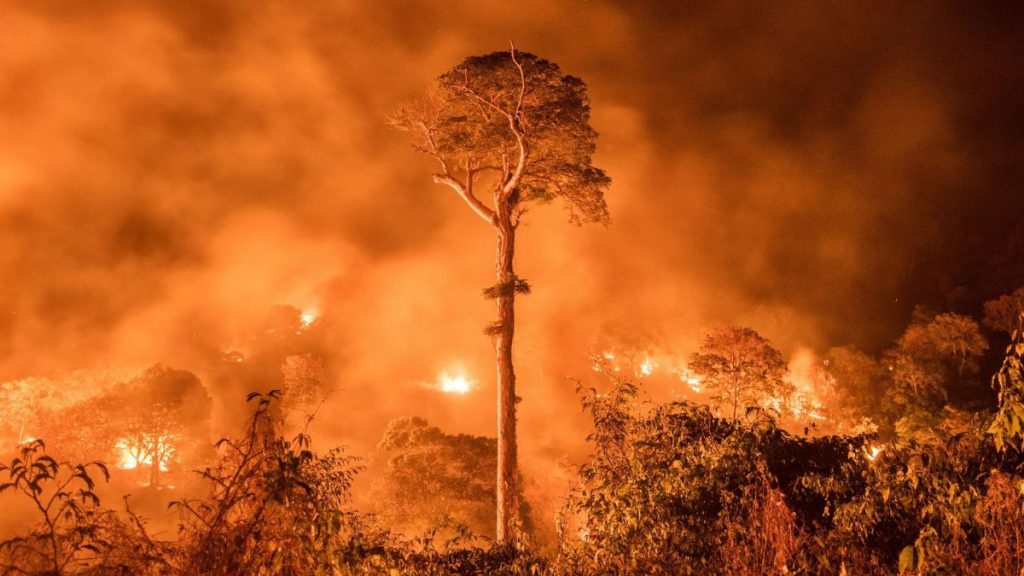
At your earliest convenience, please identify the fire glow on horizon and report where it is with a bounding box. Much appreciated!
[437,369,473,395]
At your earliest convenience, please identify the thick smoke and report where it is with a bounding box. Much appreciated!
[1,0,1022,497]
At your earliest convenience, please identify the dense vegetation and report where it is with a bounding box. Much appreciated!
[2,296,1024,574]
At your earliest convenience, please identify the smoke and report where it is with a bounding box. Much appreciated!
[1,0,1022,532]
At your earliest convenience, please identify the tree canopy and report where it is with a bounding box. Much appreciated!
[391,49,610,226]
[688,327,790,421]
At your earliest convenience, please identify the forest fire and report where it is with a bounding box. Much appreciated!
[864,445,885,461]
[677,369,703,393]
[299,309,318,328]
[437,369,473,395]
[115,436,173,472]
[0,4,1022,575]
[638,357,656,377]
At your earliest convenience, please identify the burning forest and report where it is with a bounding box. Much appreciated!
[2,2,1024,575]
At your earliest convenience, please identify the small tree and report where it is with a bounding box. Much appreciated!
[171,392,368,576]
[111,366,212,486]
[0,440,110,575]
[688,327,790,421]
[371,417,524,541]
[823,346,886,426]
[894,312,988,378]
[279,354,330,428]
[391,46,610,541]
[883,312,989,427]
[983,286,1024,336]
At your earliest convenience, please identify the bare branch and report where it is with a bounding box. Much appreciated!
[510,43,527,121]
[433,173,497,226]
[454,81,512,121]
[500,47,531,200]
[416,121,450,174]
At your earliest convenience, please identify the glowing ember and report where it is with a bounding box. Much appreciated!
[300,309,318,328]
[438,370,472,394]
[864,444,884,461]
[116,436,172,471]
[638,357,656,377]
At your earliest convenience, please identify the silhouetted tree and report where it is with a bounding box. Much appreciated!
[823,346,886,425]
[371,417,529,540]
[894,312,988,378]
[279,354,330,428]
[983,286,1024,336]
[391,47,610,541]
[882,312,989,439]
[111,366,211,486]
[688,327,790,421]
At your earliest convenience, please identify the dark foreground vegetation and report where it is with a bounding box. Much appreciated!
[2,328,1023,575]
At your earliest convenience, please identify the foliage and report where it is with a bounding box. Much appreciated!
[988,331,1024,454]
[823,345,887,427]
[114,366,212,486]
[717,473,804,576]
[390,48,610,226]
[3,318,1024,574]
[557,369,868,574]
[688,326,791,421]
[557,340,1024,574]
[279,353,330,429]
[983,286,1024,335]
[371,417,500,541]
[900,312,989,377]
[0,440,118,575]
[169,391,378,576]
[0,370,127,450]
[0,395,547,576]
[881,312,991,438]
[26,365,212,488]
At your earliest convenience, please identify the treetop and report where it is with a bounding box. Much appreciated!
[391,48,610,227]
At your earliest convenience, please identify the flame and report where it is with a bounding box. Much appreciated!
[864,444,884,461]
[116,436,172,471]
[593,351,623,373]
[437,370,472,395]
[764,395,785,413]
[638,356,656,377]
[677,369,702,393]
[300,309,317,328]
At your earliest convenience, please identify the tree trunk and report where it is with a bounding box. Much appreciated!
[149,443,161,487]
[494,217,519,542]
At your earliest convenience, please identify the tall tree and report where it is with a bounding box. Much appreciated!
[391,47,609,540]
[688,327,790,422]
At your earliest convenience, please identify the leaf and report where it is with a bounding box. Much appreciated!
[898,545,919,574]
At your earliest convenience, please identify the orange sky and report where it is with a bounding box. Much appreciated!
[1,1,1022,456]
